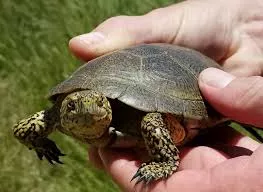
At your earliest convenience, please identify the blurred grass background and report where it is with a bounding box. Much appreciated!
[0,0,180,192]
[2,0,263,192]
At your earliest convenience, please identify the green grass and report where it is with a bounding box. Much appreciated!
[0,0,178,192]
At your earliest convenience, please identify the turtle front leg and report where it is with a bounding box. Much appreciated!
[13,110,64,164]
[132,112,179,184]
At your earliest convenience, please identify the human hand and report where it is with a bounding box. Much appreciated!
[69,0,263,191]
[70,0,263,77]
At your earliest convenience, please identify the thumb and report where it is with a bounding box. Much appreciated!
[69,7,184,61]
[199,68,263,128]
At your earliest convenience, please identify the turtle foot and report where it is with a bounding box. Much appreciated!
[131,160,179,185]
[32,138,65,164]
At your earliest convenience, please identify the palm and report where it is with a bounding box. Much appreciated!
[89,126,260,192]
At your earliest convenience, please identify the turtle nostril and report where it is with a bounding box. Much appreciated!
[67,101,75,111]
[97,100,103,107]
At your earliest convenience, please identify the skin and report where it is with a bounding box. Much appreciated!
[69,0,263,191]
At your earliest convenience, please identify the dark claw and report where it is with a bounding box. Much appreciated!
[45,153,54,165]
[36,150,43,160]
[145,176,153,185]
[33,138,65,164]
[131,169,154,185]
[54,159,63,164]
[46,151,64,164]
[131,170,141,182]
[135,176,145,185]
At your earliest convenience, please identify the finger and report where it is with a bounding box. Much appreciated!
[199,68,263,127]
[204,132,258,158]
[68,4,185,61]
[191,124,260,152]
[232,136,260,151]
[222,50,263,77]
[221,26,263,77]
[98,148,142,191]
[88,147,104,169]
[249,144,263,168]
[68,14,182,60]
[225,124,260,151]
[187,124,257,157]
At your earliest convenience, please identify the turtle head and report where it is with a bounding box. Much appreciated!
[60,90,112,144]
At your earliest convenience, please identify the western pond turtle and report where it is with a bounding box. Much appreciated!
[13,43,224,183]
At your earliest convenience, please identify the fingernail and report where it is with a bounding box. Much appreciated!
[199,68,235,88]
[73,32,105,45]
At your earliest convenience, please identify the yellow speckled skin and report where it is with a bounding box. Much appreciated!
[59,90,112,145]
[133,113,180,183]
[13,111,49,148]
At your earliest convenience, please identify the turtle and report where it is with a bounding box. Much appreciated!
[13,43,225,184]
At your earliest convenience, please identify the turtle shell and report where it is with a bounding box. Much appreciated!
[49,43,220,120]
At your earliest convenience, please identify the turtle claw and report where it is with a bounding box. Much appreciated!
[33,138,65,164]
[131,161,178,185]
[131,170,141,182]
[131,172,153,186]
[131,164,155,185]
[145,176,153,185]
[36,150,43,160]
[135,176,146,185]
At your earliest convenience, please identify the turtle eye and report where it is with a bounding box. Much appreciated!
[67,101,75,111]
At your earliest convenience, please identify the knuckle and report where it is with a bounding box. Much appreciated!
[145,7,167,17]
[102,15,130,27]
[232,76,263,111]
[96,15,136,35]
